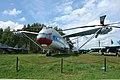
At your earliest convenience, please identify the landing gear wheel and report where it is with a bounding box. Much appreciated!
[46,53,49,56]
[46,52,51,56]
[75,52,79,55]
[118,52,120,57]
[101,52,104,55]
[116,52,118,56]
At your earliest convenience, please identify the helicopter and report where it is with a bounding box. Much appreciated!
[15,15,120,56]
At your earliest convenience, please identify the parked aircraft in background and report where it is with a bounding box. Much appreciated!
[0,43,28,53]
[72,47,90,54]
[91,47,106,53]
[103,40,120,56]
[91,40,120,56]
[15,15,120,56]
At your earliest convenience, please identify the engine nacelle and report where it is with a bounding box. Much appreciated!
[100,27,112,34]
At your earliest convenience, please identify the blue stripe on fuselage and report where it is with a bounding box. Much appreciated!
[51,35,65,46]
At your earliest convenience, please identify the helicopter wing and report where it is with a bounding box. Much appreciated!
[14,31,42,49]
[14,31,38,37]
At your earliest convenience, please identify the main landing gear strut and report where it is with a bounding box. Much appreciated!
[46,50,51,56]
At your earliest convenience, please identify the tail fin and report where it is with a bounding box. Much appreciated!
[22,44,27,49]
[117,40,120,44]
[14,44,19,48]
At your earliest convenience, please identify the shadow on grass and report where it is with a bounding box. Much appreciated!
[89,53,103,56]
[51,53,79,58]
[90,52,119,57]
[103,54,118,56]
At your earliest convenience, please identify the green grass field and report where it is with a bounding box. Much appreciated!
[0,53,120,80]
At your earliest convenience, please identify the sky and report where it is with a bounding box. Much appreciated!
[0,0,120,48]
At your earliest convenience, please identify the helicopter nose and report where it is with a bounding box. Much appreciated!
[36,38,52,45]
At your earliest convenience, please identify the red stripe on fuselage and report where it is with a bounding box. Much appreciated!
[36,38,52,45]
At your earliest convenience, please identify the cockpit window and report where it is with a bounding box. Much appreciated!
[39,33,47,38]
[37,33,51,39]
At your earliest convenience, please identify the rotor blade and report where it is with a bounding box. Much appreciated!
[100,15,106,25]
[61,25,95,31]
[109,26,120,28]
[60,15,120,31]
[105,22,120,26]
[65,21,120,31]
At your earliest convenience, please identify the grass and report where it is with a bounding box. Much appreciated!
[0,53,120,80]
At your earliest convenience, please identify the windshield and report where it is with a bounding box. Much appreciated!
[37,33,51,39]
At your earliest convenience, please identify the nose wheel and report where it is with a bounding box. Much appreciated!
[46,53,51,56]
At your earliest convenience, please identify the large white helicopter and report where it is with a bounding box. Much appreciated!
[15,15,120,56]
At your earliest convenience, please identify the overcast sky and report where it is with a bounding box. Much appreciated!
[0,0,120,48]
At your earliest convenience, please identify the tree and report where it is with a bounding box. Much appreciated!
[0,28,3,43]
[54,26,65,35]
[22,25,27,30]
[1,27,14,46]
